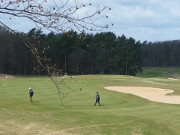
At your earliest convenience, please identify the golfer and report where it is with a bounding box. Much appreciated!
[94,92,100,106]
[29,87,34,103]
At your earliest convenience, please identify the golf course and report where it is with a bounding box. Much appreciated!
[0,67,180,135]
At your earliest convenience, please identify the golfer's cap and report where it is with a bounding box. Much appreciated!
[29,87,31,89]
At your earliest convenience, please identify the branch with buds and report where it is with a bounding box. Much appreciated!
[24,31,74,107]
[0,0,112,33]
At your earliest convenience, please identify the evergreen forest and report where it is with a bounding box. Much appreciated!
[1,26,180,76]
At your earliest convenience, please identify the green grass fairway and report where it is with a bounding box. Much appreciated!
[1,72,180,134]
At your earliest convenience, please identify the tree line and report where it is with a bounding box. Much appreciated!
[0,26,142,76]
[142,40,180,67]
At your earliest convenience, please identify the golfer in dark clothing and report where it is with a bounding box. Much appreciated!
[94,92,100,106]
[29,87,34,103]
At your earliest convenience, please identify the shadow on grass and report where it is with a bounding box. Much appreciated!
[31,100,40,103]
[94,104,104,106]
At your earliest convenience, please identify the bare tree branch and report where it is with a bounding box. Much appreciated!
[0,0,111,33]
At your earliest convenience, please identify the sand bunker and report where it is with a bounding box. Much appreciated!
[104,86,180,104]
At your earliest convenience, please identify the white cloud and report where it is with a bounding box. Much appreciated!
[1,0,180,42]
[101,0,180,42]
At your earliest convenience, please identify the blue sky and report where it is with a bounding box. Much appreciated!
[1,0,180,42]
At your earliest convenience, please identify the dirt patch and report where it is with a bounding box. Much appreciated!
[104,86,180,104]
[0,120,70,135]
[168,78,178,80]
[141,80,166,85]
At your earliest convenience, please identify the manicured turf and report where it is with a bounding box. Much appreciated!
[0,71,180,134]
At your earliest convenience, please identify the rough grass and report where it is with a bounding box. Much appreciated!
[0,71,180,135]
[137,67,180,78]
